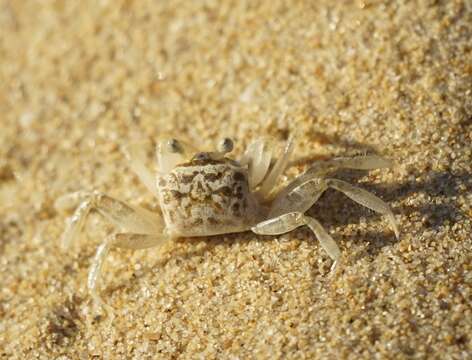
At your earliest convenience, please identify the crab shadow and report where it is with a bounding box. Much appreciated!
[154,232,259,267]
[307,168,469,258]
[288,132,379,167]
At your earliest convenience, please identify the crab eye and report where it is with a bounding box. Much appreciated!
[218,138,233,153]
[167,139,183,154]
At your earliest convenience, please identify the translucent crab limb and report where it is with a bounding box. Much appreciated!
[274,155,394,207]
[88,232,170,310]
[252,212,341,268]
[56,193,93,249]
[57,191,169,311]
[269,176,399,239]
[255,167,398,269]
[256,135,296,200]
[325,178,399,238]
[56,191,163,249]
[240,139,272,189]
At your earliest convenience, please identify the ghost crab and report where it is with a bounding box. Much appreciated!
[56,136,399,307]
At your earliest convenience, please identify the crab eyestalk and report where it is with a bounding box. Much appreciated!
[219,138,234,154]
[210,138,234,160]
[166,138,184,154]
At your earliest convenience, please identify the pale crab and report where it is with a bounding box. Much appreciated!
[56,136,399,307]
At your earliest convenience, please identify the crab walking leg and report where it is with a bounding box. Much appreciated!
[269,178,328,218]
[88,233,170,306]
[324,178,399,238]
[56,193,93,249]
[57,191,163,248]
[269,175,399,237]
[280,155,394,201]
[252,212,341,267]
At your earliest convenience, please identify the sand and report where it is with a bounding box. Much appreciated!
[0,0,471,359]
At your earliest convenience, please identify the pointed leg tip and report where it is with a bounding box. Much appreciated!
[90,292,116,320]
[328,256,343,278]
[330,260,338,272]
[89,297,116,323]
[103,303,116,323]
[391,222,400,240]
[386,214,400,240]
[394,227,400,240]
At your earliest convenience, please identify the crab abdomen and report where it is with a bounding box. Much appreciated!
[157,162,260,236]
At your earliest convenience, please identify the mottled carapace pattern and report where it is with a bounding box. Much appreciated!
[157,158,260,236]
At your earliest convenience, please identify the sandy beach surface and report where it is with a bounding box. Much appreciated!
[0,1,471,359]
